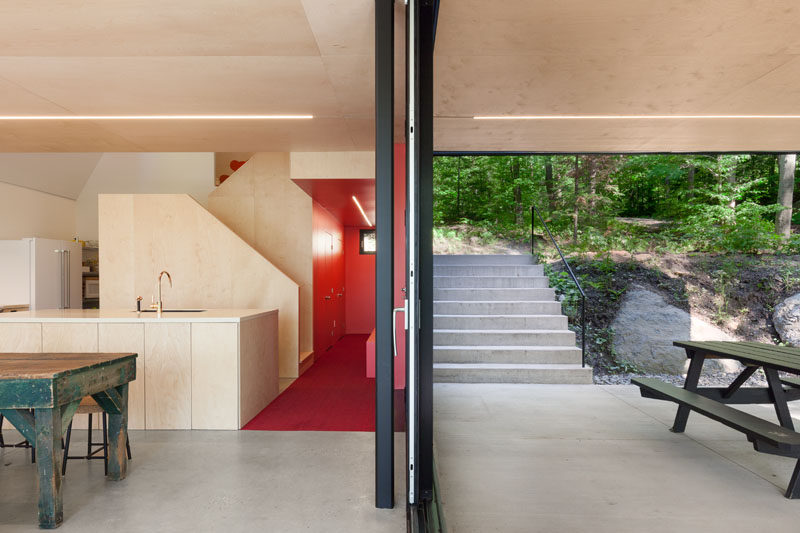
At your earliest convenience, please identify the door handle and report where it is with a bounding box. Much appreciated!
[392,299,408,358]
[54,249,65,309]
[64,250,70,308]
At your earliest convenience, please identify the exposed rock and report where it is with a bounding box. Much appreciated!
[774,293,800,347]
[611,285,740,374]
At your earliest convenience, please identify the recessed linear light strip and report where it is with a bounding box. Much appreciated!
[352,195,372,227]
[0,114,313,120]
[474,114,800,120]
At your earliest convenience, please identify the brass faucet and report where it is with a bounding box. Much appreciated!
[153,271,172,317]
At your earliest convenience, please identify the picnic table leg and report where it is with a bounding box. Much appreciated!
[787,460,800,499]
[672,350,705,433]
[764,367,795,431]
[104,384,129,481]
[34,408,63,529]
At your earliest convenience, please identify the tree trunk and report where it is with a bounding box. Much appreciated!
[727,166,737,210]
[573,156,579,243]
[586,157,596,212]
[511,158,523,225]
[776,154,796,238]
[687,165,695,199]
[544,156,556,212]
[456,157,461,219]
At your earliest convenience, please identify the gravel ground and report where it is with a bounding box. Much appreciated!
[594,370,770,387]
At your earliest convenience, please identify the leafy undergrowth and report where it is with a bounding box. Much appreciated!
[433,225,529,255]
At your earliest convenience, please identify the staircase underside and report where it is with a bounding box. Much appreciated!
[433,255,592,385]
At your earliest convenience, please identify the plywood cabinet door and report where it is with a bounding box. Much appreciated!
[145,322,191,430]
[0,323,42,352]
[42,323,98,352]
[191,323,238,430]
[99,323,146,430]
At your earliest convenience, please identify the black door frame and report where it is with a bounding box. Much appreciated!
[374,0,437,512]
[374,0,395,510]
[416,0,436,507]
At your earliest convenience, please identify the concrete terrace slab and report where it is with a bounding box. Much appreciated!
[0,430,406,532]
[434,384,800,533]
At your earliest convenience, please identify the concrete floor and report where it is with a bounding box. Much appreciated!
[0,430,406,532]
[434,384,800,533]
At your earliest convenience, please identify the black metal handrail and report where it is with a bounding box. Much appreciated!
[531,205,587,367]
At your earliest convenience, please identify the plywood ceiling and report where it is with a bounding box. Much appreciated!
[2,1,800,152]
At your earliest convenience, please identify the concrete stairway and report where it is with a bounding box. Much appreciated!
[433,255,593,384]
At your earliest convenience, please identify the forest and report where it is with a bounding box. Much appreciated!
[433,154,800,254]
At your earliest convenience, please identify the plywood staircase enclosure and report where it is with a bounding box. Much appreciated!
[98,193,302,378]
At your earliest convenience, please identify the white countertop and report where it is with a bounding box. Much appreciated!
[0,308,277,323]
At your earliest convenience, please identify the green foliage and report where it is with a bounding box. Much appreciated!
[541,262,584,320]
[434,152,798,254]
[679,201,784,253]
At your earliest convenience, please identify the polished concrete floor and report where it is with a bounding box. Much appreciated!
[0,430,406,532]
[435,384,800,533]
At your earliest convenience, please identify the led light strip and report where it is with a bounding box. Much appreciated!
[351,195,372,227]
[474,114,800,120]
[0,114,313,120]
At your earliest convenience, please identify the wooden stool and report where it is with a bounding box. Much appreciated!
[62,397,131,475]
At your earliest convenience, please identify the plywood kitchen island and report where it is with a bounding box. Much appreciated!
[0,309,278,430]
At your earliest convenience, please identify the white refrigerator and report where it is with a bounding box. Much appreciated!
[0,238,82,310]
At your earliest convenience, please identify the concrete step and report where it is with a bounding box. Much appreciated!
[433,363,593,384]
[433,314,568,330]
[433,255,535,266]
[433,276,550,288]
[433,329,576,346]
[434,288,555,302]
[433,301,563,315]
[434,346,582,364]
[433,315,567,330]
[434,264,545,277]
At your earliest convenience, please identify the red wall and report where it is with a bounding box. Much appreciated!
[344,226,376,334]
[312,201,345,356]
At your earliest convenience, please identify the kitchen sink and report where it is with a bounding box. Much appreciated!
[136,309,206,313]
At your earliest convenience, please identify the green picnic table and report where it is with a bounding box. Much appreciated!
[633,341,800,498]
[0,352,136,528]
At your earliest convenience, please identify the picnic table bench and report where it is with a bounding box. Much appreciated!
[632,341,800,499]
[0,352,136,528]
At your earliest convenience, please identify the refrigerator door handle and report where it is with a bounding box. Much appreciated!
[54,249,65,309]
[65,250,70,309]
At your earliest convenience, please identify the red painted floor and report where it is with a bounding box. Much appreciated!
[243,334,404,432]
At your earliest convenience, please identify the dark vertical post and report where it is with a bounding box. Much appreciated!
[106,384,130,480]
[34,407,63,529]
[375,0,395,510]
[671,350,705,433]
[416,0,435,504]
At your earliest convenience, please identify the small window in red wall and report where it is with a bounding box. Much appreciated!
[360,229,376,254]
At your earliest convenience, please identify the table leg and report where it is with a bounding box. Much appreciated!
[672,350,705,433]
[104,384,129,481]
[764,367,795,430]
[787,460,800,499]
[34,408,63,529]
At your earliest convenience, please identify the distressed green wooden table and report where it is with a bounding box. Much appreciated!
[0,353,136,529]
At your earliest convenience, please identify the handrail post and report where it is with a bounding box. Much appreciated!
[530,203,587,369]
[581,295,586,368]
